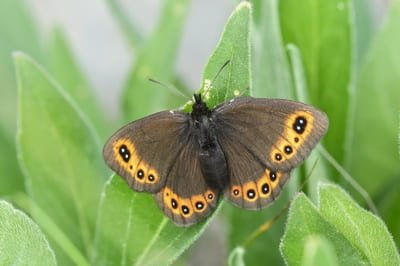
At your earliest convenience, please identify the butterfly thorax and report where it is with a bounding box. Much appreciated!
[190,94,229,190]
[191,94,211,121]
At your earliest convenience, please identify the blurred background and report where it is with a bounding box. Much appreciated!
[0,0,395,265]
[25,0,389,119]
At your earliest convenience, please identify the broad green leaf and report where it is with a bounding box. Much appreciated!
[45,28,108,140]
[122,0,190,122]
[301,235,338,266]
[319,183,400,265]
[198,1,251,109]
[346,0,400,196]
[252,0,293,98]
[0,200,57,266]
[280,192,366,265]
[92,175,217,265]
[15,53,107,263]
[279,0,352,164]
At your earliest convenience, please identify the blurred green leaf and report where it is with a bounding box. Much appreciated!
[301,235,338,266]
[252,0,293,98]
[92,175,216,265]
[15,53,107,263]
[346,0,400,196]
[279,0,352,164]
[0,0,41,135]
[106,0,143,52]
[352,0,375,69]
[0,126,24,196]
[280,190,366,265]
[0,200,57,266]
[122,0,191,122]
[377,173,400,247]
[0,0,41,198]
[46,28,108,139]
[228,246,246,266]
[198,1,252,109]
[319,183,400,265]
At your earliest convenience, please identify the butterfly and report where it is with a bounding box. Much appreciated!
[103,93,328,226]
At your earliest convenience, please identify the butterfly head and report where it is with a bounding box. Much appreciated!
[191,94,211,121]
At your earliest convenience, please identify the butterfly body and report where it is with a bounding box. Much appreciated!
[103,94,328,226]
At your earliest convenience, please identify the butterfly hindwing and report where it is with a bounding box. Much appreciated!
[214,97,328,209]
[153,134,219,226]
[103,110,191,193]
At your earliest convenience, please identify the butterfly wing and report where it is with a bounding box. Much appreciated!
[153,135,219,226]
[213,97,328,209]
[103,110,191,193]
[103,110,219,226]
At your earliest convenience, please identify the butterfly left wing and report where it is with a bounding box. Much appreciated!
[213,97,328,209]
[153,134,219,226]
[103,110,192,193]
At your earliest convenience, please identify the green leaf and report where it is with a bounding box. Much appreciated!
[280,192,366,265]
[15,53,107,263]
[0,0,40,198]
[228,246,246,266]
[319,183,400,265]
[346,0,400,196]
[92,175,217,265]
[0,200,57,265]
[252,0,293,98]
[377,174,400,247]
[301,235,338,266]
[198,1,252,109]
[279,0,352,164]
[0,126,24,196]
[122,0,190,121]
[45,28,108,140]
[0,0,41,135]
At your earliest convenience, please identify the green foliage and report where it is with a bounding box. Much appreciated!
[0,200,57,265]
[281,184,400,265]
[0,0,399,265]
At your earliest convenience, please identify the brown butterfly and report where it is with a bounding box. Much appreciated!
[103,94,328,226]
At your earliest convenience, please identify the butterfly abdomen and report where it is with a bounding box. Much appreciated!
[195,115,229,190]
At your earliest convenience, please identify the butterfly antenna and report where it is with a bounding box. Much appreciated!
[203,59,231,98]
[148,78,190,99]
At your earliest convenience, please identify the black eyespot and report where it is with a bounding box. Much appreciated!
[284,145,293,155]
[247,189,256,199]
[137,169,144,179]
[208,193,214,200]
[171,199,178,209]
[262,183,269,194]
[182,205,190,214]
[233,189,240,196]
[270,171,277,181]
[119,145,130,162]
[275,153,282,161]
[293,116,307,134]
[148,175,155,182]
[294,137,299,143]
[196,202,204,210]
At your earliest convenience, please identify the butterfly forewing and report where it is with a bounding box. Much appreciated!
[103,111,191,193]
